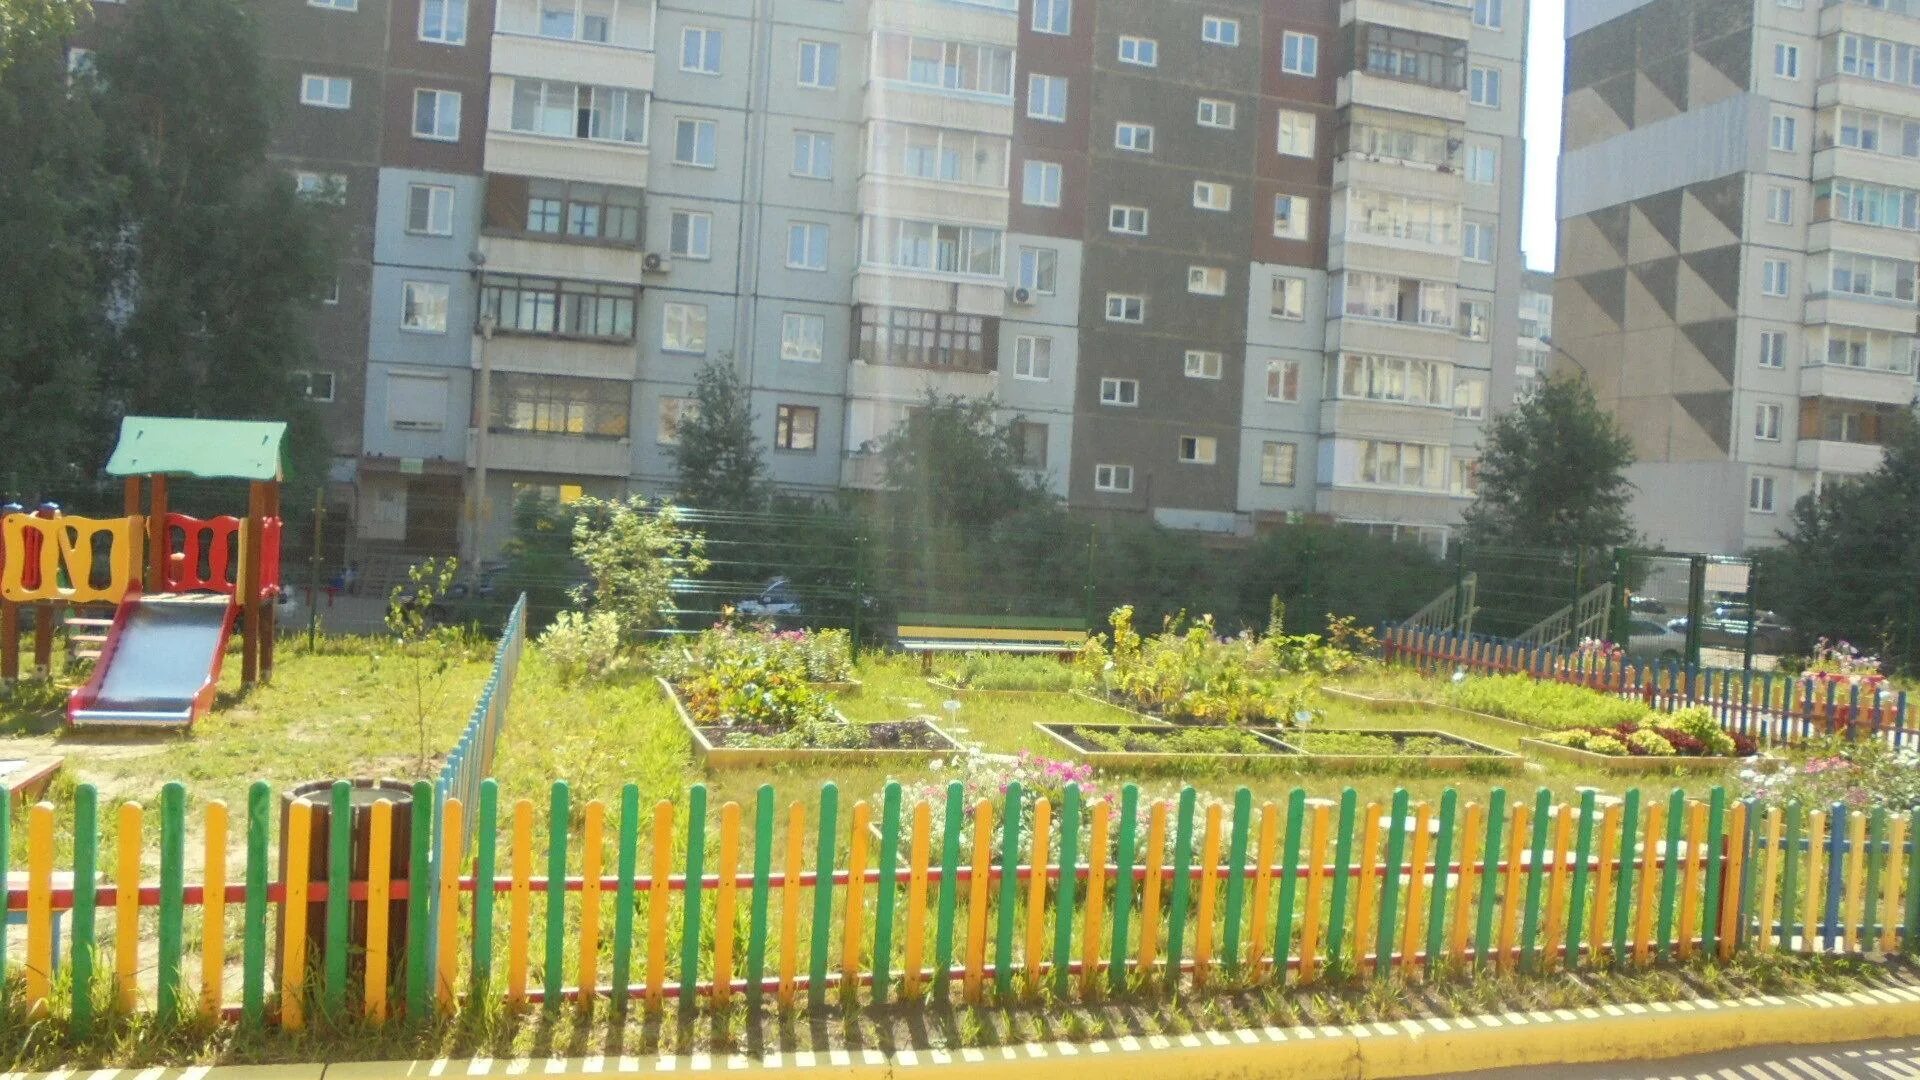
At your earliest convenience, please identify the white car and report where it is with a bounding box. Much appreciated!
[1625,617,1686,661]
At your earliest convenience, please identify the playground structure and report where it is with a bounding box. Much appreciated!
[0,417,285,727]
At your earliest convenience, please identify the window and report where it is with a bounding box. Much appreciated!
[657,397,697,445]
[406,183,454,236]
[1767,186,1794,224]
[1341,272,1454,326]
[775,405,819,451]
[291,370,336,402]
[1348,189,1459,245]
[1202,15,1239,46]
[1014,336,1052,380]
[1276,110,1315,157]
[300,74,352,108]
[662,302,708,353]
[793,130,833,178]
[1457,300,1490,340]
[1453,376,1486,419]
[1187,99,1235,132]
[1468,66,1500,107]
[1749,474,1777,513]
[310,0,356,9]
[874,31,1015,96]
[1015,422,1048,469]
[669,210,712,259]
[401,281,449,333]
[1823,180,1920,231]
[1109,204,1149,235]
[674,118,718,167]
[1282,31,1317,76]
[856,307,995,371]
[1353,439,1447,489]
[1105,293,1144,323]
[1762,258,1791,297]
[1357,28,1470,88]
[787,222,829,270]
[1271,277,1305,320]
[798,40,840,88]
[1033,0,1070,34]
[1016,246,1058,294]
[1824,251,1919,300]
[1452,458,1480,496]
[781,313,825,362]
[862,218,1005,276]
[65,46,94,79]
[1770,113,1797,151]
[1194,181,1232,212]
[1272,193,1307,239]
[1184,349,1223,379]
[1022,160,1062,206]
[387,372,447,432]
[1266,359,1301,402]
[480,276,637,339]
[1099,378,1138,406]
[1094,463,1135,492]
[1337,353,1455,407]
[1755,401,1783,440]
[1187,266,1227,296]
[508,79,645,143]
[1774,43,1800,79]
[322,276,341,305]
[1260,442,1297,486]
[419,0,466,44]
[1759,330,1786,368]
[412,89,461,141]
[682,27,721,74]
[1118,36,1157,67]
[499,178,642,243]
[1115,122,1154,153]
[1473,0,1502,29]
[1465,145,1497,184]
[1178,435,1217,465]
[1028,74,1067,121]
[1462,221,1494,262]
[490,372,629,438]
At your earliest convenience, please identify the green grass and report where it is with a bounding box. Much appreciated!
[934,653,1078,693]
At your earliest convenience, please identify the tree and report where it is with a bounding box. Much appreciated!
[568,496,709,641]
[671,358,768,512]
[0,0,83,71]
[1462,373,1636,552]
[877,392,1050,533]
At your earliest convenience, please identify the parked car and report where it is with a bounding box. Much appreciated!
[736,577,804,620]
[1626,617,1687,660]
[1627,595,1669,615]
[1700,608,1794,653]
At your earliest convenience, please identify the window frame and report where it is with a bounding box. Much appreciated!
[1472,0,1502,29]
[400,280,451,334]
[1108,204,1149,236]
[1115,121,1155,153]
[1032,0,1070,35]
[1104,293,1145,323]
[673,117,719,168]
[1281,31,1318,76]
[1194,180,1233,212]
[1265,358,1301,402]
[1758,330,1787,368]
[1177,435,1218,465]
[1462,221,1495,263]
[668,209,713,260]
[1093,463,1135,492]
[1098,378,1139,407]
[1260,441,1297,486]
[412,88,462,141]
[1749,474,1777,513]
[1276,110,1315,157]
[1774,42,1800,80]
[1184,349,1224,379]
[786,221,830,271]
[1117,35,1158,67]
[1016,246,1058,294]
[1770,113,1797,151]
[661,300,709,354]
[792,129,834,179]
[1271,277,1305,320]
[1755,401,1783,441]
[1013,334,1053,381]
[1021,160,1063,207]
[418,0,467,44]
[1272,193,1308,239]
[681,26,722,75]
[300,73,352,109]
[1196,98,1237,130]
[1201,15,1240,47]
[797,39,840,89]
[1027,73,1067,122]
[780,312,825,363]
[1467,65,1500,107]
[405,182,455,237]
[774,404,820,452]
[1187,266,1227,297]
[1762,258,1792,297]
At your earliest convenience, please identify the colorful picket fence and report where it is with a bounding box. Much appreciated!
[434,592,527,862]
[1384,626,1911,747]
[6,779,1919,1032]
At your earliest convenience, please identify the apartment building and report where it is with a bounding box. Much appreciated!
[75,0,1530,561]
[1558,0,1920,555]
[1516,265,1552,401]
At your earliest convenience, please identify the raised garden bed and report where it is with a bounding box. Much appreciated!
[1520,737,1745,774]
[1037,722,1296,768]
[660,678,961,769]
[1259,728,1523,773]
[925,677,1071,698]
[1319,686,1543,735]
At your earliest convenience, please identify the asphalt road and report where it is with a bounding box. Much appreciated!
[1434,1038,1920,1078]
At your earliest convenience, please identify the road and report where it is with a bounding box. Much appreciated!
[1435,1038,1920,1078]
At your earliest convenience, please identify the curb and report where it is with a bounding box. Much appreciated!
[17,985,1920,1080]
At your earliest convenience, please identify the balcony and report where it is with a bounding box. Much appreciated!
[1820,0,1920,39]
[1814,71,1920,117]
[848,359,997,403]
[1334,155,1466,201]
[1800,360,1917,405]
[1326,316,1466,359]
[1796,438,1886,474]
[1337,71,1467,123]
[1812,143,1918,189]
[840,451,888,491]
[869,0,1018,46]
[1317,397,1455,443]
[491,34,654,92]
[853,269,1007,317]
[478,332,640,381]
[483,129,650,188]
[478,233,646,283]
[1340,0,1471,37]
[1804,290,1917,334]
[468,428,632,478]
[863,84,1014,137]
[857,174,1008,228]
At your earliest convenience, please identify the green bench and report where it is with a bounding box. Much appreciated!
[895,613,1088,673]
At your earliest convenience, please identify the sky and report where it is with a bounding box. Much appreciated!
[1522,0,1566,272]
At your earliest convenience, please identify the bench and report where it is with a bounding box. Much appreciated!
[895,613,1087,673]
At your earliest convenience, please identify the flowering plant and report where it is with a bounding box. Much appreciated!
[1801,638,1885,692]
[1739,738,1920,812]
[1573,637,1624,666]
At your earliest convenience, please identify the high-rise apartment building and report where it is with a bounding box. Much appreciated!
[74,0,1530,562]
[1559,0,1920,555]
[1516,265,1552,401]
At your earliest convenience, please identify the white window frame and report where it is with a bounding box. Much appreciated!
[780,312,825,363]
[1774,42,1800,80]
[400,281,450,334]
[405,182,455,236]
[1109,204,1149,236]
[1770,113,1797,151]
[1201,15,1240,46]
[1759,330,1786,368]
[1260,441,1297,486]
[412,88,461,141]
[792,130,833,179]
[1187,266,1227,296]
[1033,0,1070,35]
[1177,435,1218,465]
[797,39,839,89]
[1749,474,1777,513]
[1766,185,1794,224]
[418,0,466,44]
[1027,73,1067,122]
[662,301,709,354]
[1762,258,1792,297]
[1276,110,1315,157]
[1013,335,1053,380]
[669,209,713,260]
[674,117,719,168]
[1194,181,1233,212]
[1105,293,1145,323]
[1281,31,1318,76]
[1266,359,1301,402]
[787,221,829,271]
[1098,378,1139,407]
[1473,0,1502,29]
[1271,277,1305,320]
[1755,401,1783,441]
[1465,144,1498,185]
[681,27,722,75]
[1094,463,1135,492]
[1196,98,1236,130]
[1022,160,1063,207]
[1463,221,1495,263]
[1118,35,1158,67]
[300,74,352,109]
[1184,349,1223,379]
[1016,246,1058,295]
[1115,122,1154,153]
[1272,193,1308,239]
[1468,66,1500,107]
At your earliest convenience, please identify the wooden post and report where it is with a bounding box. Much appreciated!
[261,482,279,682]
[240,482,264,687]
[145,476,167,591]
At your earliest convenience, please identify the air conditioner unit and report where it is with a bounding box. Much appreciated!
[1008,285,1035,306]
[642,252,671,274]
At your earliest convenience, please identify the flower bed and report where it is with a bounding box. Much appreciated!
[1446,673,1648,732]
[1037,722,1296,768]
[931,652,1077,694]
[1520,707,1755,773]
[661,678,958,768]
[1074,606,1341,727]
[1269,728,1522,773]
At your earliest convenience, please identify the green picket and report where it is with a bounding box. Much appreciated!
[1519,788,1550,973]
[545,780,569,1008]
[1274,788,1306,984]
[994,781,1023,998]
[746,785,775,1006]
[1165,786,1198,984]
[1657,788,1684,959]
[808,783,838,1009]
[1864,807,1887,949]
[404,780,433,1021]
[472,780,500,996]
[1613,790,1641,964]
[933,781,963,999]
[1325,788,1357,966]
[1221,787,1252,976]
[157,781,187,1021]
[1109,784,1140,993]
[242,782,271,1026]
[70,784,99,1036]
[325,780,351,1018]
[1701,788,1726,958]
[1375,789,1410,977]
[679,783,708,1016]
[1474,788,1508,967]
[1426,789,1458,975]
[1780,802,1802,950]
[1566,790,1597,966]
[1052,783,1083,996]
[610,784,640,1011]
[871,782,902,1003]
[1736,798,1760,951]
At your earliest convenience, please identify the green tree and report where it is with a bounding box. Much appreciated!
[0,0,116,495]
[878,392,1049,533]
[671,358,767,512]
[569,495,709,641]
[1462,373,1637,552]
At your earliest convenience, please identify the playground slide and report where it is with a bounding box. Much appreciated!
[68,592,237,727]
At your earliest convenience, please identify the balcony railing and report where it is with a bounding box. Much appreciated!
[495,0,652,50]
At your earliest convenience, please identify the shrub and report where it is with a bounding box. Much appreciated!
[1740,739,1920,812]
[1080,725,1270,755]
[1626,728,1677,756]
[1586,734,1628,755]
[1659,705,1736,756]
[1076,605,1339,725]
[665,623,840,732]
[941,653,1076,692]
[536,610,626,683]
[1448,673,1646,731]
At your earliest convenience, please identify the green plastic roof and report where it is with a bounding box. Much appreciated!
[104,416,286,481]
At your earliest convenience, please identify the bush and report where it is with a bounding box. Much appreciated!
[1740,739,1920,811]
[1079,726,1269,755]
[940,653,1076,692]
[536,610,626,683]
[1448,673,1647,731]
[665,623,839,731]
[1076,605,1359,725]
[1626,728,1677,756]
[1539,717,1755,758]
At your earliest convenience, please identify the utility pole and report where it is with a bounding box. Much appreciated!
[467,310,497,582]
[307,486,326,649]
